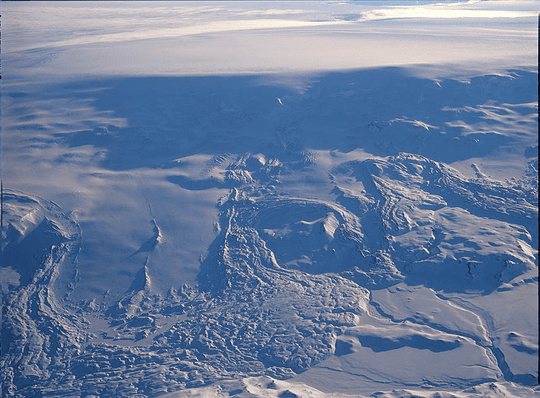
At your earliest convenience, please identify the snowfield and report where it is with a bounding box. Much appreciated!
[1,1,538,397]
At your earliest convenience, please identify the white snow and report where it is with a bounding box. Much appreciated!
[1,1,538,397]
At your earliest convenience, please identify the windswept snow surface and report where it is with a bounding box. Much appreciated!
[1,1,538,397]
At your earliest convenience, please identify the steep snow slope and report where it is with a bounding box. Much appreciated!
[1,1,538,397]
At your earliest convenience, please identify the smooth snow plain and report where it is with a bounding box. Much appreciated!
[1,1,538,397]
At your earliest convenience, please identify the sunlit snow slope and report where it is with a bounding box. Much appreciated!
[1,1,538,397]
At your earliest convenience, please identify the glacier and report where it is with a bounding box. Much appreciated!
[1,1,538,397]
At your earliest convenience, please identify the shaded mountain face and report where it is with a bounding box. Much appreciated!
[1,1,538,397]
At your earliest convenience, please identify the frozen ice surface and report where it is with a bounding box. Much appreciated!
[1,1,538,397]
